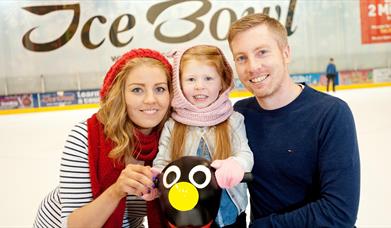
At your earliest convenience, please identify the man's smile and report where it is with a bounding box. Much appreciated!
[250,74,269,83]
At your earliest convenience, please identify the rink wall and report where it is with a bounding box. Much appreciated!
[1,67,390,115]
[290,67,391,91]
[1,1,391,97]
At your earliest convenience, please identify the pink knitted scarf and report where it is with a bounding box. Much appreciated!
[170,45,234,127]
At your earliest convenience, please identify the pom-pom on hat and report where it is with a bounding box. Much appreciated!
[100,48,173,99]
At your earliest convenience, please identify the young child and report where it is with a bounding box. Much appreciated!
[153,45,253,227]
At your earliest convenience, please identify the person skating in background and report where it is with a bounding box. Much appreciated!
[326,57,338,92]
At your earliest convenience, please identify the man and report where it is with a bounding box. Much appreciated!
[227,13,360,227]
[326,58,338,92]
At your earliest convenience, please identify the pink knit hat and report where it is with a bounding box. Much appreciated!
[170,45,234,127]
[100,48,172,99]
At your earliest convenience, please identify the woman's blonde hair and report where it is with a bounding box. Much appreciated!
[171,45,232,161]
[228,13,288,50]
[97,57,172,164]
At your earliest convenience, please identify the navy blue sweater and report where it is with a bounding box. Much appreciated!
[234,85,360,227]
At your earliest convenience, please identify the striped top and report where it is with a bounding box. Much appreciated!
[33,122,146,228]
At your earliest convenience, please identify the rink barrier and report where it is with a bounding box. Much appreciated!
[1,80,391,115]
[0,103,99,115]
[0,89,100,115]
[312,82,391,92]
[0,65,391,115]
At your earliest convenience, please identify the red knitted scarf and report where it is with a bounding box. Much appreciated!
[87,114,164,228]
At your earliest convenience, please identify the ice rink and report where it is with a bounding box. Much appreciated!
[1,86,390,227]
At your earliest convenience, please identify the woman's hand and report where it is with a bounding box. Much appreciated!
[68,164,155,228]
[141,167,161,201]
[112,164,155,199]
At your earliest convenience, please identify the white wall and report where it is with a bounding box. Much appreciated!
[2,1,391,93]
[0,87,390,227]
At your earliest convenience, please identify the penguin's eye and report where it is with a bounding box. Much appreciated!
[163,165,181,188]
[188,165,211,189]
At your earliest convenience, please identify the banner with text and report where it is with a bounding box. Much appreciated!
[360,0,391,44]
[0,94,38,110]
[339,69,373,85]
[39,91,78,107]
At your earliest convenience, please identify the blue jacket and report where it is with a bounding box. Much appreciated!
[326,63,337,75]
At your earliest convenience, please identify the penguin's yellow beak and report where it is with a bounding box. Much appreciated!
[168,182,199,211]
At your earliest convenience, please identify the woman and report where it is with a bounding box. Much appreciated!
[34,48,172,228]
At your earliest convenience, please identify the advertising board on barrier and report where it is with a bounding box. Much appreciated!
[233,79,246,91]
[77,89,100,104]
[339,69,373,85]
[290,73,322,86]
[39,91,78,107]
[0,94,37,110]
[373,68,391,83]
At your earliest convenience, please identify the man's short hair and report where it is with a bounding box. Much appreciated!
[228,13,288,50]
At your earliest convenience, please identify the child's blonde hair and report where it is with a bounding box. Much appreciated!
[171,45,232,161]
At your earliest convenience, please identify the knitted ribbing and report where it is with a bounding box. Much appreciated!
[171,45,234,127]
[100,48,172,99]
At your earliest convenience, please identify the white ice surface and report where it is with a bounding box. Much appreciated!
[1,87,390,227]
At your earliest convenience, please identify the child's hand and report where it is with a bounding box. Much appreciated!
[141,167,161,201]
[211,157,244,189]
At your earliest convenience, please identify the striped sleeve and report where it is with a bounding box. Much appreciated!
[59,122,92,225]
[59,121,147,227]
[33,187,62,228]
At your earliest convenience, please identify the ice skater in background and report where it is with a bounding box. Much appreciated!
[326,57,338,92]
[153,44,254,228]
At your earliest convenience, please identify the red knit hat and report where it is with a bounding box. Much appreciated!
[100,48,173,99]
